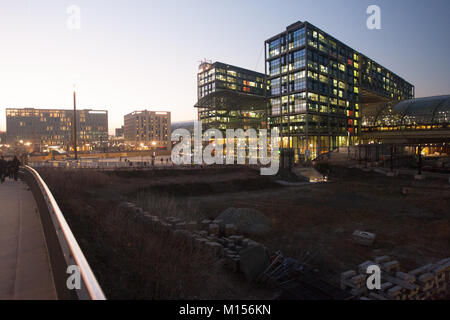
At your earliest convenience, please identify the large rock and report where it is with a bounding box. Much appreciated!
[216,208,272,236]
[352,230,376,246]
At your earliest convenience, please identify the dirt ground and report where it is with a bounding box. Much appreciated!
[38,166,450,297]
[188,167,450,285]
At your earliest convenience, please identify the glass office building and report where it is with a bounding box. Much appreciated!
[6,108,108,151]
[195,61,268,131]
[265,21,415,160]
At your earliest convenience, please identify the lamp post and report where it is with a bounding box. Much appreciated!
[347,130,351,160]
[72,84,78,160]
[151,141,157,167]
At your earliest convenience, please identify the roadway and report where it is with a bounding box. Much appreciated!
[0,179,56,300]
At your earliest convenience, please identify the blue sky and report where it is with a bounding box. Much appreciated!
[0,0,449,133]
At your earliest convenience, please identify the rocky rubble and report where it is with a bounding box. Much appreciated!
[119,202,271,282]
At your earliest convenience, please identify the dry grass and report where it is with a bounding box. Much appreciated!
[37,167,273,300]
[135,191,204,222]
[89,205,229,299]
[38,168,111,199]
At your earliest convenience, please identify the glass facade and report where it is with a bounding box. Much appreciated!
[265,21,415,160]
[6,108,108,150]
[196,61,268,131]
[362,95,450,134]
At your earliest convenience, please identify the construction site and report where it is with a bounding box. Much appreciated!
[24,93,450,300]
[34,150,450,300]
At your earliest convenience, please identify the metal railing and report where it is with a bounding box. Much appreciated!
[29,159,175,170]
[20,165,106,300]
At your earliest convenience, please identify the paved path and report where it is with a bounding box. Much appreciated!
[0,179,56,300]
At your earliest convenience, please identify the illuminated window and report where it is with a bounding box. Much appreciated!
[308,93,318,102]
[320,95,328,103]
[307,71,318,80]
[270,59,281,76]
[271,98,281,115]
[320,105,329,113]
[269,39,280,57]
[289,28,306,49]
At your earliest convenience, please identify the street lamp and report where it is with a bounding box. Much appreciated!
[72,84,78,160]
[347,130,351,160]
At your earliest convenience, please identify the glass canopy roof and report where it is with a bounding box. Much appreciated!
[365,95,450,127]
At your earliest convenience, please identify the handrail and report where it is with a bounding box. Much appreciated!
[21,165,106,300]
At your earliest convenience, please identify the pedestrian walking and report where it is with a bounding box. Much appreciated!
[12,156,21,181]
[7,159,13,179]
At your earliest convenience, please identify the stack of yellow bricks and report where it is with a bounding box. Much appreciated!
[341,257,450,300]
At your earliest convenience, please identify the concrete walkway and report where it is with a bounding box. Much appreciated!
[0,179,56,300]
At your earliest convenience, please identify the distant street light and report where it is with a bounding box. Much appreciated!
[72,84,78,160]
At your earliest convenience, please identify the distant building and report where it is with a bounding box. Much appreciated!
[124,110,171,150]
[171,121,195,134]
[115,126,124,138]
[6,108,108,151]
[0,131,6,145]
[194,61,268,131]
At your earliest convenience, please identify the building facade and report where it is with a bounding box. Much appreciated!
[0,132,6,145]
[6,108,108,151]
[123,110,171,150]
[265,21,415,160]
[115,126,124,138]
[195,61,268,131]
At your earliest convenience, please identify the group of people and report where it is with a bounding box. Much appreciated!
[0,156,21,183]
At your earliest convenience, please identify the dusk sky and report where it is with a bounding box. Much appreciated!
[0,0,449,134]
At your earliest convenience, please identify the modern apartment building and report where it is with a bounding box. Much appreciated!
[195,61,268,131]
[265,21,415,159]
[123,110,171,150]
[6,108,108,151]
